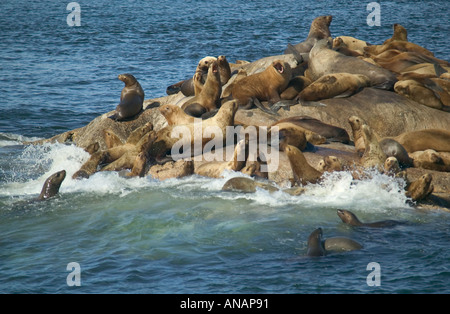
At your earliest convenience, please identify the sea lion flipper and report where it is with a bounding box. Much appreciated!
[434,63,447,77]
[285,43,305,64]
[271,100,296,112]
[253,98,280,116]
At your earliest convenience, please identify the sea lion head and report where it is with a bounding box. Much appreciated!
[319,156,342,172]
[393,23,407,41]
[384,156,401,174]
[348,116,365,131]
[197,56,217,72]
[271,60,292,79]
[118,73,138,86]
[38,170,66,200]
[337,209,361,226]
[306,228,326,257]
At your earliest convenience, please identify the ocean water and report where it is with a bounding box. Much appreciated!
[0,0,449,294]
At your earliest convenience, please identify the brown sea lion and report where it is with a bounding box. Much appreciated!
[217,55,232,86]
[348,116,368,156]
[230,60,292,109]
[126,152,148,178]
[383,23,408,45]
[308,38,397,90]
[410,150,450,172]
[38,170,66,201]
[361,124,387,171]
[383,156,402,176]
[372,52,450,74]
[194,139,248,178]
[337,209,405,228]
[159,104,195,126]
[323,237,363,252]
[296,73,371,101]
[277,116,350,144]
[280,76,312,100]
[332,37,364,57]
[364,41,435,58]
[182,60,222,117]
[115,74,145,121]
[286,15,333,54]
[150,100,239,159]
[406,173,434,202]
[284,144,323,186]
[221,176,279,193]
[392,129,450,153]
[318,156,343,173]
[394,79,449,110]
[333,36,369,53]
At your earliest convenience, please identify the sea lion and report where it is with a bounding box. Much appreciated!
[323,237,363,252]
[149,100,239,159]
[372,52,450,74]
[406,173,434,202]
[392,129,450,153]
[332,37,364,57]
[333,36,369,53]
[306,228,326,257]
[182,60,222,117]
[318,156,343,173]
[38,170,66,201]
[379,138,412,168]
[286,15,333,54]
[361,124,387,170]
[230,60,292,110]
[309,38,397,90]
[348,116,368,156]
[394,79,450,111]
[166,56,216,96]
[383,156,402,175]
[221,176,279,193]
[275,116,350,144]
[284,144,322,186]
[306,227,362,256]
[195,139,248,178]
[126,152,147,178]
[295,73,371,101]
[364,41,435,58]
[159,104,195,126]
[280,76,312,100]
[337,209,405,228]
[115,74,145,121]
[217,55,232,87]
[410,150,450,172]
[383,23,408,45]
[274,124,308,151]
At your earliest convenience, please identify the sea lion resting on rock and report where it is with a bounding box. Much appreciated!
[158,104,195,126]
[114,74,145,121]
[38,170,66,201]
[392,129,450,153]
[379,138,412,168]
[348,116,369,156]
[182,60,222,117]
[149,100,239,160]
[318,156,343,173]
[306,227,362,257]
[230,60,292,110]
[295,72,371,101]
[360,124,387,171]
[195,139,248,178]
[410,150,450,172]
[383,23,408,45]
[394,79,450,111]
[272,116,350,144]
[308,38,397,90]
[286,15,333,54]
[406,173,434,202]
[337,209,406,228]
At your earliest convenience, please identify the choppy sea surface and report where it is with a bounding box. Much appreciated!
[0,0,449,294]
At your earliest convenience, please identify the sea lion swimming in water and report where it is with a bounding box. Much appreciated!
[337,209,406,228]
[306,227,362,257]
[38,170,66,201]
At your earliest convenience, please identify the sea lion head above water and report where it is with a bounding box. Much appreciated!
[306,228,326,257]
[38,170,66,201]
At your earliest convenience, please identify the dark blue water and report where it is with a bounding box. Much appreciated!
[0,0,449,294]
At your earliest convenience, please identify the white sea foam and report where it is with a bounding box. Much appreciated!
[1,142,411,211]
[0,132,42,147]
